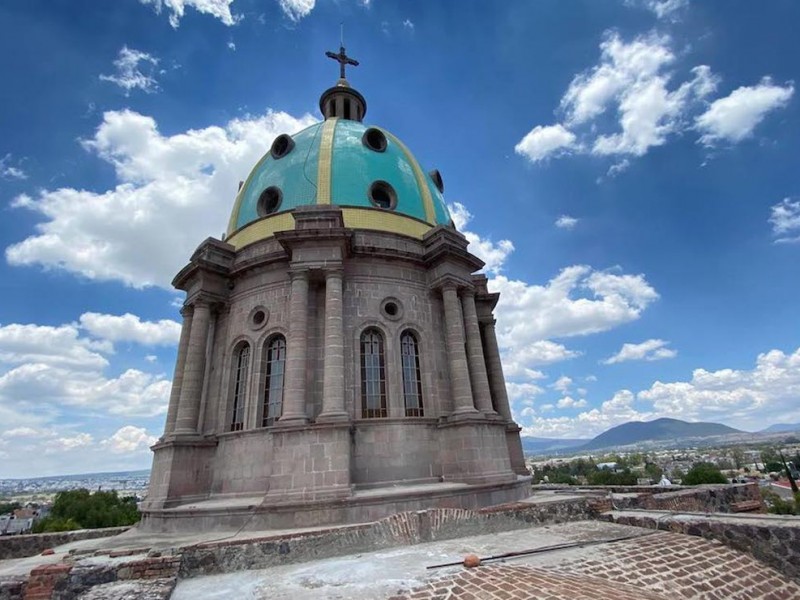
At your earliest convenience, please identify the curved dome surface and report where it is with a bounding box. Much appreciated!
[226,118,451,246]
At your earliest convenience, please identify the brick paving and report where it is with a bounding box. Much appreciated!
[392,531,800,600]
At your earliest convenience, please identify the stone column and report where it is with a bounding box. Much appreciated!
[280,269,310,424]
[174,300,212,435]
[163,305,193,436]
[319,269,348,421]
[442,283,478,415]
[461,291,496,416]
[482,319,513,421]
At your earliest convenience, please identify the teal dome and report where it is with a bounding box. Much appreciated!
[227,118,452,243]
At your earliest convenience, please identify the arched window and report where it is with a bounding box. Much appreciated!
[262,335,286,427]
[360,328,387,418]
[230,344,250,431]
[401,331,424,417]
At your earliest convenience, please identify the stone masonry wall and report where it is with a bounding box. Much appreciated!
[0,527,130,560]
[178,497,598,577]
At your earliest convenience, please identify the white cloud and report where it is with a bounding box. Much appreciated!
[769,198,800,244]
[227,41,236,51]
[448,202,514,274]
[279,0,315,21]
[503,342,581,373]
[0,154,27,181]
[557,396,587,409]
[139,0,239,27]
[100,47,160,95]
[550,376,573,393]
[7,108,316,288]
[514,124,576,163]
[145,354,158,363]
[0,323,110,370]
[0,320,170,419]
[79,312,181,346]
[52,433,94,452]
[103,426,158,454]
[696,78,794,146]
[403,19,415,31]
[626,0,689,20]
[603,338,677,364]
[555,215,578,230]
[514,30,789,170]
[492,265,658,344]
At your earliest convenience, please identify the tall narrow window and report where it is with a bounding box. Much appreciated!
[230,344,250,431]
[262,335,286,427]
[401,331,424,417]
[360,329,387,418]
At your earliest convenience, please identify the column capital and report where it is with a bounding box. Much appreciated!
[459,287,477,299]
[179,305,194,318]
[324,267,344,280]
[288,267,311,281]
[434,274,472,294]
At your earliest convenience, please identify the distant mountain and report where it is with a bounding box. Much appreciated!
[581,418,742,451]
[761,423,800,433]
[520,437,587,454]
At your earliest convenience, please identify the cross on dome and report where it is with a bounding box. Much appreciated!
[325,45,359,80]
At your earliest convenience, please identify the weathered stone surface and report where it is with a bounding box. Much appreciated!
[0,528,130,560]
[74,579,175,600]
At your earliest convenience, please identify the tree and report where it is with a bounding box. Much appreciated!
[683,462,727,485]
[588,469,638,486]
[0,501,21,515]
[32,489,139,533]
[731,447,745,470]
[761,448,783,473]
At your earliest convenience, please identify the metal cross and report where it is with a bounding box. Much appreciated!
[325,45,359,80]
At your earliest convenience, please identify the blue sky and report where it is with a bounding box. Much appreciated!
[1,0,798,477]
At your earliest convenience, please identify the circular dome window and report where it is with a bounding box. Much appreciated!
[257,186,283,216]
[362,128,387,152]
[429,169,444,193]
[248,306,269,330]
[368,181,397,210]
[380,297,403,321]
[270,134,295,159]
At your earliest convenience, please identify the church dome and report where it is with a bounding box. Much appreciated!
[225,68,451,249]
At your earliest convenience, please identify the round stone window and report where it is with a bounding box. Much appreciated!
[368,181,397,210]
[380,297,403,321]
[270,134,295,159]
[257,186,282,216]
[362,127,387,152]
[248,306,269,330]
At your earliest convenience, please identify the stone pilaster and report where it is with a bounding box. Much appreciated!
[163,305,193,437]
[280,268,310,424]
[482,319,513,421]
[319,269,348,421]
[442,282,478,416]
[461,290,497,416]
[174,301,212,435]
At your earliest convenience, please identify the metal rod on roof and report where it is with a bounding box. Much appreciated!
[425,532,658,570]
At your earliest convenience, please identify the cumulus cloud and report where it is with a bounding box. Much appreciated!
[7,108,316,288]
[521,346,800,438]
[555,215,578,230]
[279,0,315,21]
[139,0,239,27]
[492,265,658,344]
[551,375,573,394]
[514,124,576,163]
[0,320,170,419]
[696,78,794,146]
[514,30,790,172]
[100,47,160,95]
[103,426,158,454]
[603,338,677,364]
[769,198,800,244]
[0,154,27,181]
[449,202,514,274]
[556,396,587,409]
[79,313,181,346]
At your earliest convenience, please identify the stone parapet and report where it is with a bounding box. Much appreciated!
[0,527,130,560]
